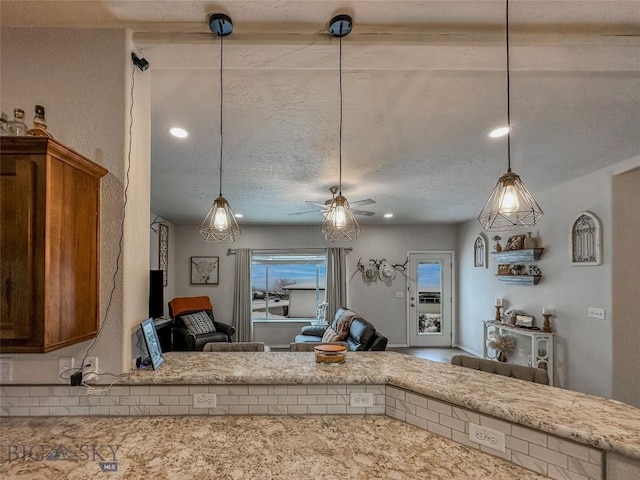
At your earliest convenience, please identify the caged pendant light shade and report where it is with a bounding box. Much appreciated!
[321,14,361,242]
[200,13,241,243]
[478,0,543,232]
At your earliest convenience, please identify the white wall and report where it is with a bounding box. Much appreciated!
[457,156,640,400]
[0,28,129,382]
[172,223,457,346]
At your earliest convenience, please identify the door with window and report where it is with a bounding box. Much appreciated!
[407,252,453,347]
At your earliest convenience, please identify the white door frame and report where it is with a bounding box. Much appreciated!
[406,250,456,348]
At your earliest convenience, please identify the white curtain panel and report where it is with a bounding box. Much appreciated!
[233,248,252,342]
[326,247,347,323]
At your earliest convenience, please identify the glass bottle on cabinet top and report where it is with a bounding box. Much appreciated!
[8,108,27,136]
[33,105,47,130]
[0,112,9,136]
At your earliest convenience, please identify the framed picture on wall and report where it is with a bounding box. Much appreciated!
[191,256,219,285]
[497,264,511,275]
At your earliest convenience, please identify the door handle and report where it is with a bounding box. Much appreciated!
[410,303,415,307]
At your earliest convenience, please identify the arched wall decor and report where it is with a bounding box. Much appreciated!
[570,211,602,266]
[474,234,487,268]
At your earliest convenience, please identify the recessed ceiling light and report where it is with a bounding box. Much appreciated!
[384,213,394,218]
[169,127,188,138]
[234,213,243,218]
[489,126,510,138]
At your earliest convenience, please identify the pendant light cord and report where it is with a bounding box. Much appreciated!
[506,0,512,173]
[219,33,224,197]
[338,35,343,195]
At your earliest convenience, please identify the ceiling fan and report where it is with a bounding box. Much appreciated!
[289,186,376,217]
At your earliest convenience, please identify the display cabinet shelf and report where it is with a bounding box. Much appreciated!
[483,320,555,385]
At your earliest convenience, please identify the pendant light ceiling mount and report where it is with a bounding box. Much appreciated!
[208,13,233,36]
[477,0,543,232]
[199,12,241,243]
[329,14,353,37]
[321,14,361,242]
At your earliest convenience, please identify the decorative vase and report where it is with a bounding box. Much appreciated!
[494,243,502,252]
[524,232,537,249]
[497,351,507,362]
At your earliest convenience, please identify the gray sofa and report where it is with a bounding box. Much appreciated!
[451,355,549,384]
[294,307,388,351]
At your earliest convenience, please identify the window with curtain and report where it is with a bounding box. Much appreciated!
[251,251,327,321]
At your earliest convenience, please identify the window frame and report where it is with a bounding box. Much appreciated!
[251,249,327,322]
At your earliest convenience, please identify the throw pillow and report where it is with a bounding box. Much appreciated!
[321,326,341,343]
[332,310,358,340]
[301,325,328,337]
[181,311,216,336]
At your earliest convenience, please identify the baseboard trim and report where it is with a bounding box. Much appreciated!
[457,345,482,358]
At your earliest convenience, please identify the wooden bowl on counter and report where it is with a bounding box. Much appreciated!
[314,343,347,364]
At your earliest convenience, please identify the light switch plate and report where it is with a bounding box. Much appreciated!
[588,307,605,320]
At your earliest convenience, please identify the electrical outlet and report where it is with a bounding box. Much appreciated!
[1,358,12,382]
[58,357,75,382]
[588,307,605,320]
[469,423,506,452]
[82,357,98,382]
[350,392,374,408]
[193,393,217,408]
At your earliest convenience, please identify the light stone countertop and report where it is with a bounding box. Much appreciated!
[0,415,549,479]
[125,352,640,460]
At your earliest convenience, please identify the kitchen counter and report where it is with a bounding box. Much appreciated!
[125,351,640,460]
[0,415,548,479]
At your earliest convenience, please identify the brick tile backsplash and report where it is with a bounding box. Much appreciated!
[0,383,608,480]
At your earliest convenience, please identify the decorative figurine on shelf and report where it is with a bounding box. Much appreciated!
[510,264,524,275]
[492,235,503,252]
[527,264,541,276]
[524,232,538,249]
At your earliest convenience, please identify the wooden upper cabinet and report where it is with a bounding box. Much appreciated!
[1,137,108,353]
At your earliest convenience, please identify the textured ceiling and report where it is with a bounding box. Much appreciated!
[4,1,640,226]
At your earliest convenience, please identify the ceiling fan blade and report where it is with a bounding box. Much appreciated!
[288,209,325,216]
[350,199,376,206]
[352,209,375,216]
[305,201,328,207]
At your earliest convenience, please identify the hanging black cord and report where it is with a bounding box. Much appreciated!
[506,0,512,173]
[338,34,343,195]
[219,33,224,197]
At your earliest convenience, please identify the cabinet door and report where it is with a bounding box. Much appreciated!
[0,157,42,344]
[45,158,100,349]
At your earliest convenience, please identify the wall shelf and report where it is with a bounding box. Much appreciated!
[492,248,544,285]
[495,275,541,285]
[491,248,544,263]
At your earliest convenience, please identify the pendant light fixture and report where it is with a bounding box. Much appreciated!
[200,13,241,243]
[321,14,361,242]
[478,1,543,232]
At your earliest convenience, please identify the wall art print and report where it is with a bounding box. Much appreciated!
[191,256,219,285]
